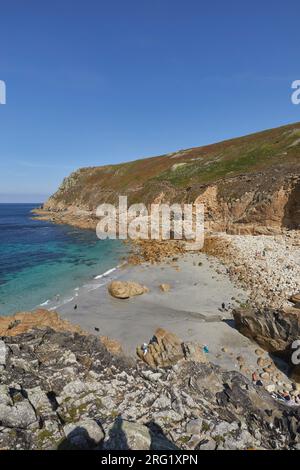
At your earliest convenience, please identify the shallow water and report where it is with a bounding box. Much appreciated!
[0,203,128,315]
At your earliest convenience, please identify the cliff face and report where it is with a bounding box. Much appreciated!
[42,122,300,233]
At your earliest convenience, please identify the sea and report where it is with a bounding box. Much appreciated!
[0,203,129,315]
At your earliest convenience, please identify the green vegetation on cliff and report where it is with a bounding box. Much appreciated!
[45,122,300,210]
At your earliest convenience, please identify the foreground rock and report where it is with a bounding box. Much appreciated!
[0,327,299,450]
[61,419,105,450]
[108,281,149,299]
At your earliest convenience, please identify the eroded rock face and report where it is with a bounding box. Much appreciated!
[233,307,300,382]
[108,281,149,299]
[0,327,300,450]
[233,307,300,356]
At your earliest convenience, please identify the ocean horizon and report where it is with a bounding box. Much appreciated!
[0,203,128,315]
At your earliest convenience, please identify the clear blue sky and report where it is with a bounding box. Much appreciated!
[0,0,300,202]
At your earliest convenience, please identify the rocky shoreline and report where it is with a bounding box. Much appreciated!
[0,245,300,450]
[1,324,300,450]
[31,207,98,231]
[2,209,300,449]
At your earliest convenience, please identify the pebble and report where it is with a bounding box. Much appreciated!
[219,232,300,308]
[260,372,270,380]
[255,349,264,356]
[257,357,270,368]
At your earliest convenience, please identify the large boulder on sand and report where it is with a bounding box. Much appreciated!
[108,281,149,299]
[136,328,208,368]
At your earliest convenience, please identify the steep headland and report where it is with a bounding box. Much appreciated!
[34,122,300,234]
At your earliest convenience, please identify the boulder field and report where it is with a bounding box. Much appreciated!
[0,314,300,450]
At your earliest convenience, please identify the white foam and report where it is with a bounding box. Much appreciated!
[46,262,127,311]
[50,296,74,309]
[94,267,117,279]
[94,261,127,280]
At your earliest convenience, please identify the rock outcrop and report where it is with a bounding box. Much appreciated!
[233,307,300,357]
[0,309,83,337]
[0,327,300,450]
[136,328,208,368]
[128,240,185,264]
[108,281,149,299]
[233,307,300,383]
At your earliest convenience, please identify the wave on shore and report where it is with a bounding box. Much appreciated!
[42,262,127,312]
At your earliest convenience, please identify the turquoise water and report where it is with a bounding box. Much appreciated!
[0,204,129,315]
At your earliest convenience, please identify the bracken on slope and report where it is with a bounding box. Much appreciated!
[38,122,300,233]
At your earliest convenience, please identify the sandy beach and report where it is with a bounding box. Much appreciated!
[41,251,277,377]
[51,254,242,345]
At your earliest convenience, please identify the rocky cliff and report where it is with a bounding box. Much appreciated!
[38,122,300,233]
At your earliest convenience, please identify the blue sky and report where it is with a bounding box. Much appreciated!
[0,0,300,202]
